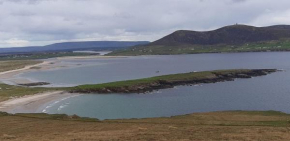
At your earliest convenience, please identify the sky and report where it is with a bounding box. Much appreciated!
[0,0,290,48]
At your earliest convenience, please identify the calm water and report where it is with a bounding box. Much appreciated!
[18,52,290,119]
[19,52,288,86]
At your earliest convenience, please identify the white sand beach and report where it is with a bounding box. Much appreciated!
[0,91,78,113]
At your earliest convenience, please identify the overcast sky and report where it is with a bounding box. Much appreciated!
[0,0,290,47]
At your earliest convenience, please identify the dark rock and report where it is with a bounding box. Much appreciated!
[236,74,251,78]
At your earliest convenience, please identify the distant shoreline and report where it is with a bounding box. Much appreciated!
[56,55,128,60]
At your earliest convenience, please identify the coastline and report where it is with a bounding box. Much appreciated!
[56,55,128,60]
[0,91,78,113]
[0,60,82,114]
[0,56,130,85]
[0,61,51,79]
[0,60,59,86]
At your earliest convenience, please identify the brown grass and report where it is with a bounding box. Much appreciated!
[0,111,290,141]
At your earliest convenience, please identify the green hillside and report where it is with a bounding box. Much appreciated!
[109,25,290,55]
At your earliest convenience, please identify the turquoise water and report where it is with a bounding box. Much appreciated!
[18,52,290,119]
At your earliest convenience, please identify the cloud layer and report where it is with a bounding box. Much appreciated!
[0,0,290,47]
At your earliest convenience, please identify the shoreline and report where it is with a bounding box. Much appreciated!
[56,55,128,60]
[0,56,130,85]
[0,60,58,86]
[0,91,78,113]
[0,61,51,79]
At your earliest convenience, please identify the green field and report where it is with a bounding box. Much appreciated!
[109,39,290,56]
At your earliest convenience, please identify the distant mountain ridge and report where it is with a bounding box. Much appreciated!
[109,24,290,55]
[0,41,150,54]
[150,25,290,46]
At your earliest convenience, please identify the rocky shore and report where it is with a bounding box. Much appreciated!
[70,69,277,94]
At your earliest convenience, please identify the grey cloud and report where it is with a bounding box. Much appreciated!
[10,10,35,16]
[0,0,42,4]
[232,0,247,2]
[0,0,290,47]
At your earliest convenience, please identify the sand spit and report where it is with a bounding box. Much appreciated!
[0,61,51,79]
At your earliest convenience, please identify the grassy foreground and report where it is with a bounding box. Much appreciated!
[0,110,290,141]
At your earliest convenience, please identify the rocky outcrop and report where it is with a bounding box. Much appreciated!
[70,69,277,94]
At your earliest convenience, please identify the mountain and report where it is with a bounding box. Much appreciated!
[151,25,290,46]
[109,25,290,55]
[0,41,149,54]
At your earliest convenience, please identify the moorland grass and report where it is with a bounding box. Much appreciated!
[0,110,290,140]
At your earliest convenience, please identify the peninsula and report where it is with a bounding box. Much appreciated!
[71,69,277,94]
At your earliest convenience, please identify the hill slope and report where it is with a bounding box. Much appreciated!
[152,25,290,46]
[109,25,290,55]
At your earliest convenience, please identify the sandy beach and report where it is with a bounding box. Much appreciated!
[0,56,125,113]
[0,60,81,114]
[0,91,78,113]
